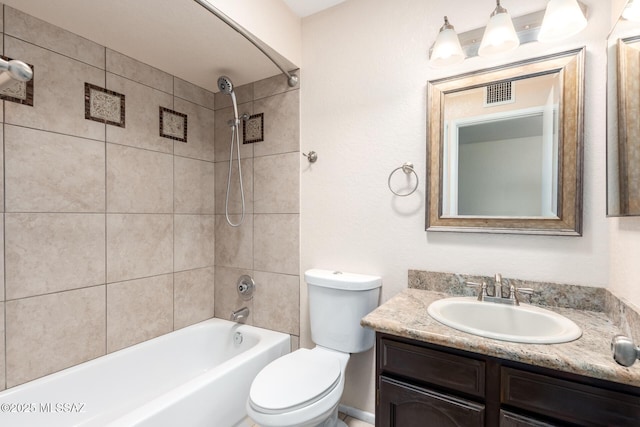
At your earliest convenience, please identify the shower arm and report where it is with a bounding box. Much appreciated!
[193,0,299,88]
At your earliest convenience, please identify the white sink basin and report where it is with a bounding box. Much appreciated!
[427,297,582,344]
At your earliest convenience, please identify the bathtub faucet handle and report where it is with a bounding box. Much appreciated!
[237,275,255,301]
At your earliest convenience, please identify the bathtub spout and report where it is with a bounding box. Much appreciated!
[230,307,249,323]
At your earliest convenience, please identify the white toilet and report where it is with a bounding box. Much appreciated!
[246,269,382,427]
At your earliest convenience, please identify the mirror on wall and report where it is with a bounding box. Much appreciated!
[426,49,585,235]
[607,1,640,216]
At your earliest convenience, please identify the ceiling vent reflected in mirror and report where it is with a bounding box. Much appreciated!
[485,81,514,106]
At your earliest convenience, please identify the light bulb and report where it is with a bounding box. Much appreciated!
[538,0,587,42]
[478,2,520,57]
[430,16,465,67]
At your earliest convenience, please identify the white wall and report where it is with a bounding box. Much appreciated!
[609,0,640,310]
[300,0,611,414]
[610,219,640,305]
[210,0,302,66]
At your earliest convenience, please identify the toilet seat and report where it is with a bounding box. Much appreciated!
[249,348,341,414]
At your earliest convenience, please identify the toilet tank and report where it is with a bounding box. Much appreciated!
[305,269,382,353]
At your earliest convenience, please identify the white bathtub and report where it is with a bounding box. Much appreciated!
[0,318,290,427]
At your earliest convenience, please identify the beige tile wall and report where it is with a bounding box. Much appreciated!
[213,75,301,345]
[0,5,218,390]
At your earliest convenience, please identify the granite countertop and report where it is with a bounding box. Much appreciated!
[361,288,640,388]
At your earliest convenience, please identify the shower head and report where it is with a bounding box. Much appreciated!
[217,76,234,95]
[2,59,33,82]
[0,58,33,90]
[218,75,240,125]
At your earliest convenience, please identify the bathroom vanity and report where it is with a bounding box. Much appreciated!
[362,288,640,427]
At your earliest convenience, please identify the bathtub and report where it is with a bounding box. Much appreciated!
[0,318,290,427]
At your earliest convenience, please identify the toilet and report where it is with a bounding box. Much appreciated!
[246,269,382,427]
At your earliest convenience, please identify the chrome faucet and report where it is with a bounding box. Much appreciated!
[230,307,249,323]
[465,273,534,306]
[494,273,503,298]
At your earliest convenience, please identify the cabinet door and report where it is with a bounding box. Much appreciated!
[501,367,640,427]
[377,377,484,427]
[500,410,560,427]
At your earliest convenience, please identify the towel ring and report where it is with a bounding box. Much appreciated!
[388,162,419,197]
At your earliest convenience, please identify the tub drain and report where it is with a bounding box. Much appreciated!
[233,331,243,345]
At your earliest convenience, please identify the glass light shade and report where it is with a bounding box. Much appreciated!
[623,0,640,22]
[430,28,465,67]
[538,0,587,42]
[478,11,520,57]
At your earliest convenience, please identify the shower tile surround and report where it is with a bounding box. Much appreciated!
[0,4,301,390]
[213,70,301,344]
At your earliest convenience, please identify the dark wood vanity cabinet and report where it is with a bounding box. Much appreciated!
[375,333,640,427]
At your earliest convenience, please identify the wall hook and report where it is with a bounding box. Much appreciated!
[302,151,318,163]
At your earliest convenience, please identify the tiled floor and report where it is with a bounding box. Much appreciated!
[341,412,374,427]
[250,412,374,427]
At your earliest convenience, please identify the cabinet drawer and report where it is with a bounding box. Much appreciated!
[379,338,485,398]
[499,410,560,427]
[501,367,640,427]
[378,376,484,427]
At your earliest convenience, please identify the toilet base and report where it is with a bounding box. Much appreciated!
[315,405,341,427]
[250,403,345,427]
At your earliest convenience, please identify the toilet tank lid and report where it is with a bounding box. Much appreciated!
[304,269,382,291]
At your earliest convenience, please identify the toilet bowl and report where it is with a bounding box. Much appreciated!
[246,269,382,427]
[246,346,349,427]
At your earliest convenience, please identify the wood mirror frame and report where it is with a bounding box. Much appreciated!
[426,48,585,236]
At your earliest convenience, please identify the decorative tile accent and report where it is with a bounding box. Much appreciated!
[84,82,125,127]
[0,56,34,106]
[159,106,187,142]
[243,112,264,144]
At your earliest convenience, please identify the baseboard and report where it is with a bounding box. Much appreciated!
[338,404,375,424]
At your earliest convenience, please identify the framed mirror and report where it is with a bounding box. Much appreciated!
[426,48,585,235]
[607,1,640,217]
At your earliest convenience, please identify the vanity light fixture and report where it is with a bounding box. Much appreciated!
[478,0,520,57]
[622,0,640,23]
[538,0,588,42]
[430,0,588,66]
[429,16,465,67]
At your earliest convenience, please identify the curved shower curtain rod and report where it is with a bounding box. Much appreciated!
[193,0,299,88]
